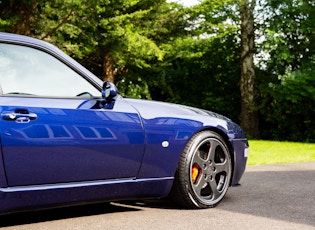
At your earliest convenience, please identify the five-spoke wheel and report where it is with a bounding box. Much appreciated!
[170,131,232,208]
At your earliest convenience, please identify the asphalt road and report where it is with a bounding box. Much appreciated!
[0,162,314,230]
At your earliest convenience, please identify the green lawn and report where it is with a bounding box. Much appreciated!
[247,140,315,166]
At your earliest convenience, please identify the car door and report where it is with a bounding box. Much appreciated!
[0,42,145,187]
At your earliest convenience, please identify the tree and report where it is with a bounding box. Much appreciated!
[259,0,315,74]
[0,0,166,83]
[239,0,260,138]
[172,0,260,136]
[0,0,98,58]
[116,1,192,99]
[259,68,315,142]
[93,0,166,82]
[255,0,315,141]
[149,0,243,121]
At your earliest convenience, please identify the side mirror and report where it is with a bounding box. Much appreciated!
[102,81,118,103]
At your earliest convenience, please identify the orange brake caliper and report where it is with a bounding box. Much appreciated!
[191,163,201,184]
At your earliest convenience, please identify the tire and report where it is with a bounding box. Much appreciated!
[170,131,232,208]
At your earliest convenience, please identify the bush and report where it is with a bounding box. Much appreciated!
[259,68,315,142]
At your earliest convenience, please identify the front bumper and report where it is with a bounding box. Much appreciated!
[230,139,249,186]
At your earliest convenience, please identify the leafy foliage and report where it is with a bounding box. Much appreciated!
[259,68,315,142]
[258,0,315,74]
[255,0,315,141]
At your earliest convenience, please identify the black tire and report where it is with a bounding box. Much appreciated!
[170,131,232,208]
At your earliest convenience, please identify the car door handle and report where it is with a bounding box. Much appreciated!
[1,110,37,122]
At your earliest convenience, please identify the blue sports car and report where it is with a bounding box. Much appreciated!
[0,32,248,214]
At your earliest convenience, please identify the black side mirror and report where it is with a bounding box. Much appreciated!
[101,81,118,108]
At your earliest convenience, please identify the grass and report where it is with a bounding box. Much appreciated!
[247,140,315,166]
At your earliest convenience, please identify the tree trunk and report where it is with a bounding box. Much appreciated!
[239,0,260,139]
[102,52,115,82]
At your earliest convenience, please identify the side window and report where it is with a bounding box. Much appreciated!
[0,43,100,97]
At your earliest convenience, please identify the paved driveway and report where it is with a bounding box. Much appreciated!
[218,161,315,229]
[0,162,314,230]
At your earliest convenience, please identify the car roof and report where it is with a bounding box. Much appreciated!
[0,32,60,52]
